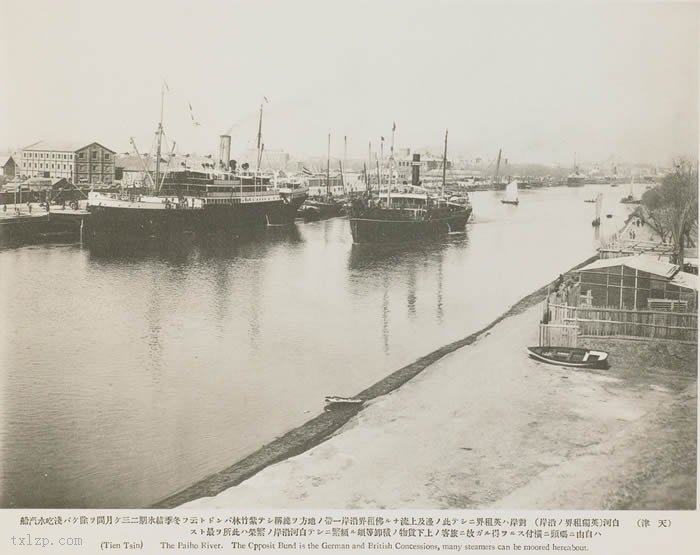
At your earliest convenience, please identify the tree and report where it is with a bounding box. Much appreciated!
[641,159,698,267]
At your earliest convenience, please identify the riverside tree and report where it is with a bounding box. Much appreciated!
[641,160,698,268]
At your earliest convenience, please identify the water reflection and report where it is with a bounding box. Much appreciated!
[382,274,390,355]
[407,261,417,319]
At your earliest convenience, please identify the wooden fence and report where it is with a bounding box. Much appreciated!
[539,323,579,347]
[548,302,697,343]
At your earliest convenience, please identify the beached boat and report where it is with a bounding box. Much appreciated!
[501,180,519,205]
[527,346,609,369]
[324,396,365,410]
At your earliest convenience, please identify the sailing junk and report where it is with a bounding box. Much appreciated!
[501,180,519,205]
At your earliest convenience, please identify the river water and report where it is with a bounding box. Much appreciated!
[0,183,645,508]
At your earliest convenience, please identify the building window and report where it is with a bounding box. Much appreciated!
[79,152,85,159]
[105,153,111,160]
[91,151,97,159]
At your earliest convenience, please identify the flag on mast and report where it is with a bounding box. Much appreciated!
[188,102,201,126]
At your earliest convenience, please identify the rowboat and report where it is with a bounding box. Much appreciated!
[527,346,609,369]
[324,396,365,410]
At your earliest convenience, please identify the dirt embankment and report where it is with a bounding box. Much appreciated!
[156,252,696,511]
[152,254,600,509]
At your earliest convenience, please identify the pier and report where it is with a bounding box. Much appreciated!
[0,203,89,240]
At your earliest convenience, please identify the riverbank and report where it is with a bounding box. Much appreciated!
[154,255,604,508]
[166,245,696,510]
[177,299,695,510]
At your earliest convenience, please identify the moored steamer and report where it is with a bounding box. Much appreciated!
[87,169,307,237]
[349,190,471,243]
[349,126,471,244]
[87,91,307,238]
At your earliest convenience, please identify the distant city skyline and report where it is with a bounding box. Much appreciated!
[1,0,697,168]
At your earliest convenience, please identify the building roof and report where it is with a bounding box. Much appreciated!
[22,140,115,153]
[670,271,699,291]
[116,154,157,172]
[0,154,15,167]
[574,255,680,279]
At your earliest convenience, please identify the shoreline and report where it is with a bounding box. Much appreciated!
[152,253,600,509]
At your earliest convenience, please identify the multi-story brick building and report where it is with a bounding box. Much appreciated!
[74,142,116,185]
[20,141,116,185]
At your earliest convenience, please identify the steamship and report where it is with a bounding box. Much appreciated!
[349,129,471,243]
[87,100,307,237]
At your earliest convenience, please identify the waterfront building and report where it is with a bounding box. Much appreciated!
[396,153,451,183]
[115,154,156,188]
[0,155,16,178]
[20,141,116,185]
[571,255,698,311]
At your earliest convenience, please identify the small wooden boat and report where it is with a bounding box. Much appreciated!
[620,195,641,205]
[527,346,609,369]
[324,396,365,410]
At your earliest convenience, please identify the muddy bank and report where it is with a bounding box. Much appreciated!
[152,254,599,509]
[178,304,695,510]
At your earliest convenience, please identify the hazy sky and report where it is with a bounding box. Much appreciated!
[1,0,697,166]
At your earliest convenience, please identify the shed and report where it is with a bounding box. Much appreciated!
[571,255,698,311]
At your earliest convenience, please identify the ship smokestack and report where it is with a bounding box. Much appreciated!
[411,153,421,186]
[219,135,231,169]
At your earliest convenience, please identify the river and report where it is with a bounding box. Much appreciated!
[0,183,645,507]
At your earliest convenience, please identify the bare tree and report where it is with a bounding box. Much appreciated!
[641,159,698,268]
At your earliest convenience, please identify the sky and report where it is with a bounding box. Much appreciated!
[0,0,697,166]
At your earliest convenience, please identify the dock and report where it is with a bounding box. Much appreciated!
[0,203,89,240]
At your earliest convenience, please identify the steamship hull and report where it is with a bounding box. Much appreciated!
[194,194,307,231]
[350,207,471,244]
[86,192,307,238]
[86,203,193,238]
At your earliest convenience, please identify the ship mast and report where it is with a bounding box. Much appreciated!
[388,122,396,206]
[343,135,347,197]
[130,137,156,189]
[256,103,264,175]
[326,133,331,199]
[367,140,372,193]
[494,148,502,188]
[442,128,448,198]
[154,82,165,193]
[379,137,384,197]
